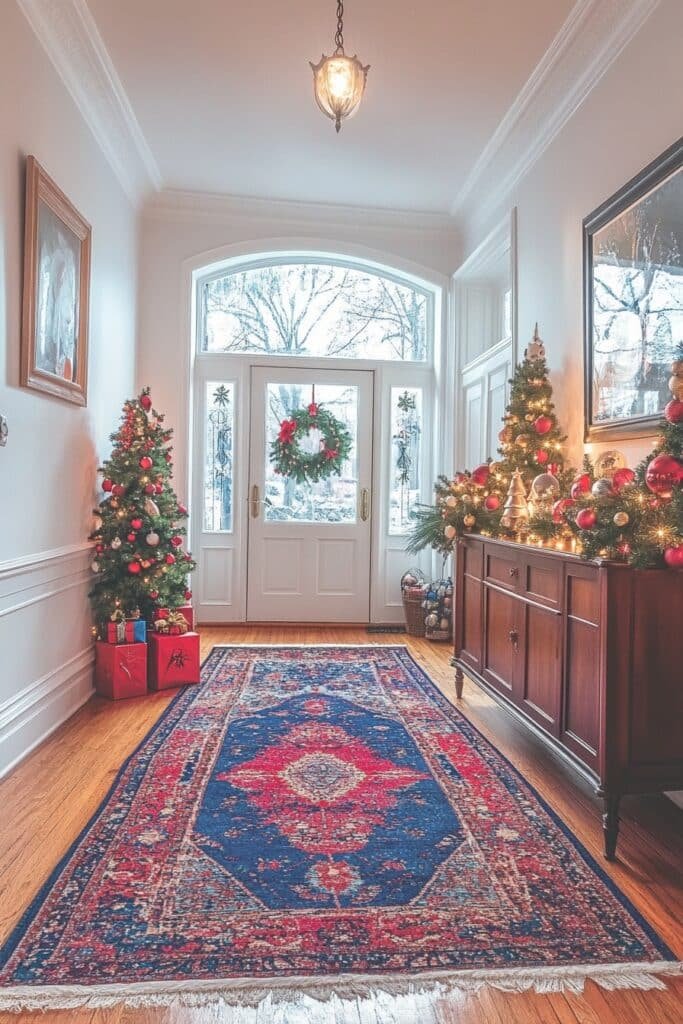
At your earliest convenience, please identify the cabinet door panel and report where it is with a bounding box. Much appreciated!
[460,575,483,672]
[562,568,601,772]
[483,586,516,696]
[518,603,561,736]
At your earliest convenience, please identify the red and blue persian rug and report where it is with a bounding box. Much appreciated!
[0,646,679,1013]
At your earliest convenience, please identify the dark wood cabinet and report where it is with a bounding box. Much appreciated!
[453,535,683,859]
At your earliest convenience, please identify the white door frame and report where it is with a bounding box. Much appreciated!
[186,246,449,624]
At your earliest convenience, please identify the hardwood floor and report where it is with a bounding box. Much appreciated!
[0,625,681,1023]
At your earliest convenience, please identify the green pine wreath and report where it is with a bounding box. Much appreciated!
[270,402,353,484]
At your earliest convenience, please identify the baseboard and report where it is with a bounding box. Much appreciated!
[0,647,95,779]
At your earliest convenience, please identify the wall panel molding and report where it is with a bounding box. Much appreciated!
[16,0,162,205]
[0,543,94,777]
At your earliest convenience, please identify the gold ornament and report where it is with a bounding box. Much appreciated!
[463,513,476,528]
[144,497,160,516]
[524,414,534,423]
[500,470,529,532]
[445,495,458,508]
[515,433,530,448]
[613,511,629,527]
[444,524,457,540]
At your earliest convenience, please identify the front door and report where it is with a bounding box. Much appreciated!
[247,366,373,622]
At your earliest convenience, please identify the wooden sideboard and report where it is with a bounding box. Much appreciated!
[452,535,683,859]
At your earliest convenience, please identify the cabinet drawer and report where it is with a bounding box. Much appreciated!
[484,545,521,593]
[521,552,563,611]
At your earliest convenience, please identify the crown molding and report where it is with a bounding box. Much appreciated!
[144,188,458,235]
[17,0,162,206]
[450,0,660,226]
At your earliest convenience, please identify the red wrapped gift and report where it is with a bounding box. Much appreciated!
[95,641,147,700]
[148,632,200,690]
[176,604,194,630]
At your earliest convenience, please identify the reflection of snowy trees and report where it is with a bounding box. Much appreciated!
[593,206,682,420]
[203,264,427,361]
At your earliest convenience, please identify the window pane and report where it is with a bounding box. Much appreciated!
[202,263,428,361]
[264,382,358,523]
[204,382,234,531]
[390,387,422,534]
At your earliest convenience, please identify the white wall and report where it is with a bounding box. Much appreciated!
[138,195,459,498]
[458,0,683,469]
[0,2,138,775]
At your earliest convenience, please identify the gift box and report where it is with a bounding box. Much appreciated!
[95,641,147,700]
[176,604,194,630]
[148,632,200,690]
[104,618,147,644]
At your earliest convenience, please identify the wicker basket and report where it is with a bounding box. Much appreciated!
[402,588,426,637]
[425,627,452,643]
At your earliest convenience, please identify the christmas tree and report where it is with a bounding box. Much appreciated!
[495,325,572,499]
[407,326,572,553]
[89,388,196,631]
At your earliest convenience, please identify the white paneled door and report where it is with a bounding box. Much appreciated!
[247,366,373,622]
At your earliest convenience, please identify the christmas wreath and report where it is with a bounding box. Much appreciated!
[270,402,353,484]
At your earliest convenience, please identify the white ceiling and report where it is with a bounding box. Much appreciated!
[85,0,575,213]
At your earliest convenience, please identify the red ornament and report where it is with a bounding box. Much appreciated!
[552,497,574,523]
[308,402,318,416]
[663,545,683,568]
[570,474,591,500]
[127,532,136,542]
[453,472,468,484]
[178,503,188,516]
[645,454,683,498]
[127,561,141,574]
[140,393,152,411]
[535,450,549,465]
[155,483,163,495]
[484,494,500,511]
[471,464,490,487]
[664,399,683,424]
[165,553,176,565]
[184,553,192,562]
[139,456,153,470]
[612,467,635,492]
[149,590,159,600]
[184,589,192,601]
[165,453,173,464]
[576,508,597,530]
[95,544,104,554]
[102,478,113,492]
[534,415,553,435]
[145,483,155,495]
[170,536,183,547]
[130,518,143,530]
[112,484,126,498]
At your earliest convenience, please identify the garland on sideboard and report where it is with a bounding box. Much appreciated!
[407,337,683,570]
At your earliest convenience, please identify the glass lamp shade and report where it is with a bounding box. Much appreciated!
[310,52,369,132]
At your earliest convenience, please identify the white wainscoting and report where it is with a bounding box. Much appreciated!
[0,543,95,778]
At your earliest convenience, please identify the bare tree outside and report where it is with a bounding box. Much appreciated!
[202,263,428,361]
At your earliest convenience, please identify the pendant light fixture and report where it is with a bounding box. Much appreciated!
[310,1,369,133]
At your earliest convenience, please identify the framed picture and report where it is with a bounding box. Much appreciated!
[21,156,91,405]
[583,137,682,441]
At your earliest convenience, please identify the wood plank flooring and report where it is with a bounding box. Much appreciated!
[0,625,681,1023]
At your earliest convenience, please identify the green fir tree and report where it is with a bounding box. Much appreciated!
[89,388,196,631]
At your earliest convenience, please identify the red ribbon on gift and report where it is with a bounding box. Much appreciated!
[278,419,297,444]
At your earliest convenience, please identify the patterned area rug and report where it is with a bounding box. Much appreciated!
[0,645,679,1013]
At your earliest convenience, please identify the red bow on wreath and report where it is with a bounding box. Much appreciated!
[308,402,318,417]
[278,418,297,444]
[324,448,339,461]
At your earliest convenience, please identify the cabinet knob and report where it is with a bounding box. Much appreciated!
[508,629,519,651]
[508,566,519,578]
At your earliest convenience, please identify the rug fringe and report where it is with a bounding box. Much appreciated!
[0,961,680,1014]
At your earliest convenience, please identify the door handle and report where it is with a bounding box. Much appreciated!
[508,629,519,652]
[250,484,260,518]
[360,488,370,522]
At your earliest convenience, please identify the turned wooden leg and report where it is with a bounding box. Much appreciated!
[454,665,464,700]
[602,794,621,860]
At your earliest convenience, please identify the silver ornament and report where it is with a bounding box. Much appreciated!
[111,536,122,550]
[591,478,614,499]
[146,531,160,547]
[530,473,560,501]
